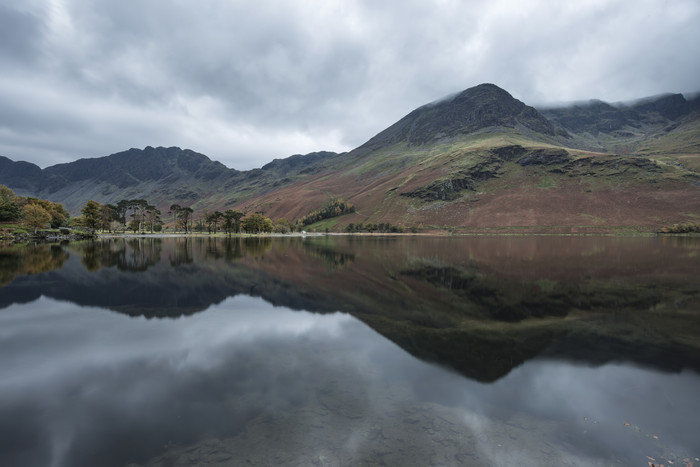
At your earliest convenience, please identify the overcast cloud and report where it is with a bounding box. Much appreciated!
[1,0,699,170]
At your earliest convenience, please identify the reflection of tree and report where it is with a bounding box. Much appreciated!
[242,237,272,257]
[222,237,244,261]
[197,237,258,261]
[0,244,69,285]
[79,239,162,272]
[169,237,193,266]
[118,239,162,271]
[80,241,102,271]
[204,237,223,260]
[303,243,355,270]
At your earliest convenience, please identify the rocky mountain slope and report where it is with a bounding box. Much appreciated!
[1,83,698,231]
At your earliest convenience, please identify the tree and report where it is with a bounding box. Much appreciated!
[22,204,52,233]
[242,213,273,234]
[230,210,244,233]
[205,210,223,234]
[169,204,181,232]
[170,204,193,233]
[116,199,130,225]
[181,207,193,233]
[101,204,118,232]
[127,219,140,233]
[0,185,23,221]
[81,200,103,232]
[143,205,162,233]
[222,210,236,235]
[274,218,292,234]
[127,199,148,232]
[211,211,223,233]
[201,209,210,232]
[194,216,205,233]
[24,198,69,228]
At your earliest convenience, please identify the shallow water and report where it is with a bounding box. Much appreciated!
[0,236,699,466]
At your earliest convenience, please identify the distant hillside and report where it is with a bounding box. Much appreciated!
[0,156,43,192]
[0,147,339,214]
[539,92,700,155]
[1,83,698,231]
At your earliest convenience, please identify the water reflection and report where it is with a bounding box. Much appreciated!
[0,236,699,465]
[1,236,700,381]
[79,238,163,272]
[0,295,698,467]
[0,243,69,285]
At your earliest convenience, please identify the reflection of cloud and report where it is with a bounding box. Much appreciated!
[459,410,604,466]
[0,295,381,467]
[0,295,354,390]
[1,295,699,466]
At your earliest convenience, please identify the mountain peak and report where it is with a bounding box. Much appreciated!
[358,83,555,151]
[449,82,511,101]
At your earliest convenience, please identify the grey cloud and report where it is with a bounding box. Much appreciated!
[0,0,699,170]
[0,4,43,64]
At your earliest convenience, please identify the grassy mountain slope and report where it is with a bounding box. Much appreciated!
[239,85,700,232]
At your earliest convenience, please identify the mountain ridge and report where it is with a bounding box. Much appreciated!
[1,83,699,230]
[0,147,339,214]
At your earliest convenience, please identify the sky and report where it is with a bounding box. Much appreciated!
[1,0,699,170]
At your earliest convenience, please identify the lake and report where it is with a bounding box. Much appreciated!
[0,235,699,466]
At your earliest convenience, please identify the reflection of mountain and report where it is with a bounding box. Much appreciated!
[1,236,699,382]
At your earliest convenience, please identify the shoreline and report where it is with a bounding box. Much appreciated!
[3,228,698,244]
[82,230,696,239]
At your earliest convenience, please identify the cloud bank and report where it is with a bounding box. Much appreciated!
[1,0,699,169]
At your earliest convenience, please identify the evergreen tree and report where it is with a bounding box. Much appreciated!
[81,200,103,232]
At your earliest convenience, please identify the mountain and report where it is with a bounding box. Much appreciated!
[539,92,700,154]
[239,84,700,232]
[355,83,558,153]
[1,83,699,231]
[0,156,43,192]
[0,146,339,214]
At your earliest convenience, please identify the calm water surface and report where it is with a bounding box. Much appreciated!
[0,236,699,466]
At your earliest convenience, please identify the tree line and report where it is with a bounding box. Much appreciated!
[2,185,403,236]
[79,199,165,233]
[296,197,355,227]
[77,196,363,235]
[345,222,407,233]
[78,199,279,235]
[659,223,700,234]
[0,185,70,232]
